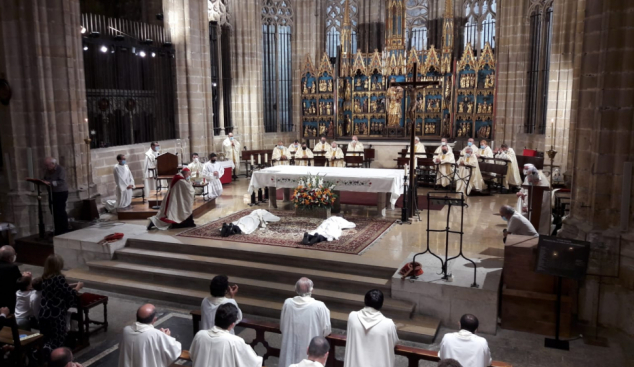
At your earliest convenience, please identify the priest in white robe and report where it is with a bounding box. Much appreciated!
[272,142,292,166]
[476,139,494,160]
[201,275,242,334]
[188,153,204,180]
[438,314,491,367]
[406,137,427,158]
[143,142,160,198]
[147,168,195,230]
[222,133,241,178]
[289,336,330,367]
[230,209,281,235]
[327,142,345,167]
[346,136,364,157]
[434,138,449,154]
[107,154,135,211]
[455,148,486,196]
[295,143,314,167]
[460,138,476,156]
[288,140,301,155]
[494,144,522,188]
[279,278,331,367]
[190,303,262,367]
[434,146,455,188]
[313,137,331,155]
[517,165,552,235]
[343,289,399,367]
[201,153,224,200]
[302,216,356,245]
[118,304,182,367]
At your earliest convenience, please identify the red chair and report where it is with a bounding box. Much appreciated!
[523,149,537,157]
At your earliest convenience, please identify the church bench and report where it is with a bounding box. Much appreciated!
[478,158,509,193]
[363,148,375,167]
[187,310,512,367]
[344,155,364,168]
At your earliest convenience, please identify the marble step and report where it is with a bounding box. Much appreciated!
[64,268,439,344]
[86,260,414,320]
[115,248,392,295]
[126,238,395,279]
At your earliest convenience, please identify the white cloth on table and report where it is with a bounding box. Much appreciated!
[406,142,427,158]
[313,142,332,154]
[149,174,194,230]
[343,307,399,367]
[434,151,455,187]
[202,161,225,200]
[495,148,522,188]
[295,148,314,166]
[118,322,182,367]
[346,142,364,156]
[455,156,486,196]
[222,138,241,172]
[190,326,262,367]
[327,147,345,167]
[438,329,492,367]
[143,148,158,198]
[200,297,242,334]
[290,360,324,367]
[272,146,292,166]
[307,216,356,241]
[517,173,552,235]
[279,296,331,367]
[231,209,281,235]
[507,211,538,237]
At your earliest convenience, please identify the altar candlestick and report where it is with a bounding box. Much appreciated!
[265,153,268,163]
[251,155,255,166]
[404,164,409,176]
[551,118,555,147]
[258,154,262,164]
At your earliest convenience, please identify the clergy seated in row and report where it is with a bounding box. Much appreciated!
[434,138,449,154]
[434,144,455,188]
[147,168,196,230]
[273,141,292,166]
[344,289,399,367]
[494,144,522,189]
[202,153,225,200]
[438,314,492,367]
[406,137,427,158]
[314,136,331,154]
[201,275,242,334]
[190,303,263,367]
[295,143,314,166]
[517,164,552,235]
[327,143,345,167]
[223,132,241,179]
[279,278,332,367]
[290,336,330,367]
[455,147,486,196]
[143,142,160,198]
[118,304,182,367]
[460,138,476,156]
[476,139,494,161]
[105,154,135,212]
[346,136,364,157]
[499,205,538,242]
[288,140,301,155]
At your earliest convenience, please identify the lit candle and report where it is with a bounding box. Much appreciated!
[251,155,254,166]
[265,153,268,163]
[404,164,408,176]
[258,154,262,164]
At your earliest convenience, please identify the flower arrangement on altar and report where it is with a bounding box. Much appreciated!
[292,174,338,210]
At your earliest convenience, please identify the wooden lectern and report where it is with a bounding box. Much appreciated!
[156,153,179,192]
[522,184,551,231]
[26,178,52,239]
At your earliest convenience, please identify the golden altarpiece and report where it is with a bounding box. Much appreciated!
[300,0,496,141]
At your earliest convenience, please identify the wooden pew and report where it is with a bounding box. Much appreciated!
[345,156,364,168]
[363,148,375,168]
[478,157,509,193]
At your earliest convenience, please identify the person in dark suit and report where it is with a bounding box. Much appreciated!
[0,245,29,313]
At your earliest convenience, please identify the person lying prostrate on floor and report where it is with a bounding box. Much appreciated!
[289,336,330,367]
[190,303,262,367]
[147,168,195,230]
[279,278,331,367]
[118,303,182,367]
[438,314,492,367]
[200,275,242,334]
[302,216,356,245]
[221,209,281,237]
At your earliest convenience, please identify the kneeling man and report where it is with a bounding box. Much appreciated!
[202,153,224,200]
[148,168,195,230]
[107,154,135,211]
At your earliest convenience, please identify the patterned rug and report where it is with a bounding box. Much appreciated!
[178,209,396,255]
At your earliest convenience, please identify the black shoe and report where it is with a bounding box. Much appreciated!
[231,224,241,235]
[302,232,310,245]
[147,221,156,230]
[309,234,327,245]
[221,223,230,237]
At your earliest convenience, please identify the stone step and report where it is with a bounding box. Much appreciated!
[64,268,439,344]
[126,238,395,279]
[114,248,392,295]
[86,261,413,320]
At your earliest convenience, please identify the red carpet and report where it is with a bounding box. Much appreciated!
[275,190,444,210]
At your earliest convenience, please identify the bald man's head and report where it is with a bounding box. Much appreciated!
[49,347,73,367]
[0,245,15,263]
[136,304,157,325]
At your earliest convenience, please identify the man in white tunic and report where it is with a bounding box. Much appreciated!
[494,144,522,189]
[344,289,399,367]
[272,141,292,166]
[302,216,356,245]
[109,154,135,210]
[406,137,427,158]
[455,148,486,196]
[142,142,160,198]
[313,136,331,154]
[202,153,224,200]
[190,303,262,367]
[295,143,314,167]
[499,205,538,242]
[434,145,455,188]
[147,168,195,230]
[279,278,331,367]
[346,136,364,157]
[289,336,330,367]
[118,304,182,367]
[188,153,204,180]
[517,165,552,235]
[438,314,491,367]
[201,275,242,334]
[221,209,281,237]
[222,132,241,179]
[476,139,494,159]
[460,138,476,156]
[434,138,449,154]
[327,142,344,167]
[288,140,301,155]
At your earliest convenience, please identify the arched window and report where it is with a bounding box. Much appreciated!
[525,1,553,134]
[462,0,496,53]
[262,0,294,132]
[406,0,429,51]
[325,0,358,58]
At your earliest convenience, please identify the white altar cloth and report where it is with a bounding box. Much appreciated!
[248,166,405,206]
[218,160,235,169]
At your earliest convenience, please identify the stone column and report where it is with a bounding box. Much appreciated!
[0,0,90,236]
